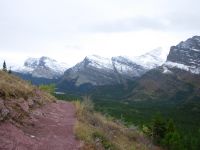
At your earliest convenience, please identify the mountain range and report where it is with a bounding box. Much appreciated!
[13,48,167,86]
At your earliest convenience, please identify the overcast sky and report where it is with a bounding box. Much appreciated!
[0,0,200,66]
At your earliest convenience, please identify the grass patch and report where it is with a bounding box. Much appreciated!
[73,97,155,150]
[0,71,34,99]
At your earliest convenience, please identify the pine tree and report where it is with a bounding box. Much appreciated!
[3,61,7,72]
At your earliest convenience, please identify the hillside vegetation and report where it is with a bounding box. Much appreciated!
[0,71,56,123]
[73,97,160,150]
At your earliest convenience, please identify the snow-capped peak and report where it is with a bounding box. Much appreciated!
[13,56,69,79]
[124,48,168,69]
[80,49,167,75]
[23,57,68,71]
[85,55,113,69]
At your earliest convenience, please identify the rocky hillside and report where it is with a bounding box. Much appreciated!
[0,71,55,123]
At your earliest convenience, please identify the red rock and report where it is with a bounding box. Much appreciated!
[18,101,29,113]
[27,99,34,107]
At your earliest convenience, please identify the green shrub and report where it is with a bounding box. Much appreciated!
[39,84,55,94]
[93,131,115,149]
[162,131,184,150]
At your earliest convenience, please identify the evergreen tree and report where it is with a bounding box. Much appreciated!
[3,61,7,72]
[166,119,175,133]
[151,113,167,144]
[162,119,184,150]
[162,131,183,150]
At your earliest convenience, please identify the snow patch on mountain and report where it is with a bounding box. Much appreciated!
[112,56,145,77]
[162,66,173,74]
[40,57,68,73]
[191,48,200,52]
[85,55,113,70]
[164,61,200,74]
[124,48,168,70]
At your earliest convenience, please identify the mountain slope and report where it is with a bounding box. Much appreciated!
[128,68,200,101]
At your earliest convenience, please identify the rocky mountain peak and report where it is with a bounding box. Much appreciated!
[24,58,39,68]
[38,57,53,66]
[165,36,200,74]
[177,36,200,49]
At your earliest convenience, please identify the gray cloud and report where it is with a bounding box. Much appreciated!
[166,13,200,31]
[84,16,169,32]
[84,13,200,33]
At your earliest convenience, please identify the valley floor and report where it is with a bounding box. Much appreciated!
[0,101,81,150]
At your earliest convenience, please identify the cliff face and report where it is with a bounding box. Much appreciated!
[165,36,200,74]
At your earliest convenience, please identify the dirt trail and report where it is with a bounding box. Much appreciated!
[0,101,81,150]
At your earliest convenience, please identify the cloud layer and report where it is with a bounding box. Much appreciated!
[0,0,200,66]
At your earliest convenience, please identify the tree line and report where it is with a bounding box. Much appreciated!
[143,113,200,150]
